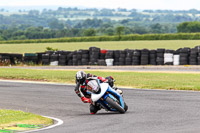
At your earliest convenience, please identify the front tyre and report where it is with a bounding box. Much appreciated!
[105,96,125,114]
[124,102,128,112]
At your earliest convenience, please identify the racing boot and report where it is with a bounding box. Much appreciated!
[90,104,101,114]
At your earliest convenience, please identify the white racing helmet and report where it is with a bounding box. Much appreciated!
[76,71,86,84]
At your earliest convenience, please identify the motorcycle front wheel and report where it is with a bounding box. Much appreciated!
[105,96,125,114]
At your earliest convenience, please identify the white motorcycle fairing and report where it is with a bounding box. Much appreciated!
[91,83,108,102]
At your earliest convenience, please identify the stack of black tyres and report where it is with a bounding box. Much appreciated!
[81,50,89,65]
[180,47,190,65]
[105,50,114,59]
[58,51,70,66]
[125,49,133,65]
[140,49,149,65]
[119,50,126,65]
[113,50,120,66]
[42,51,54,65]
[38,52,45,64]
[189,48,198,65]
[67,52,73,65]
[195,46,200,65]
[132,50,141,65]
[77,50,82,66]
[89,47,100,65]
[46,51,54,56]
[98,50,106,66]
[149,50,157,65]
[99,50,106,60]
[50,53,59,65]
[72,51,78,66]
[0,55,3,64]
[0,54,11,65]
[9,54,23,65]
[198,55,200,65]
[156,49,165,65]
[24,53,38,64]
[42,54,50,65]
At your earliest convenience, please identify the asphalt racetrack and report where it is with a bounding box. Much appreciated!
[1,80,200,133]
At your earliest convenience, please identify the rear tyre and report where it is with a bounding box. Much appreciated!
[105,96,125,114]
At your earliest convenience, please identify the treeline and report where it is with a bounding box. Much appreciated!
[1,33,200,44]
[1,7,200,41]
[0,23,176,41]
[177,21,200,33]
[0,7,198,33]
[1,21,200,41]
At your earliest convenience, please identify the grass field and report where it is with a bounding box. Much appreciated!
[0,109,53,128]
[1,68,200,91]
[1,40,200,54]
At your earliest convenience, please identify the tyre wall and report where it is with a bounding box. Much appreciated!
[1,45,200,66]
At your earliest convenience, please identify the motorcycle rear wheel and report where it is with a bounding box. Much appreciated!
[105,96,125,114]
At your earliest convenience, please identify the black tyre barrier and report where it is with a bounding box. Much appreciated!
[24,53,38,64]
[3,45,200,66]
[132,50,141,65]
[179,48,189,65]
[150,50,157,65]
[189,48,198,65]
[140,49,149,65]
[59,55,67,66]
[156,48,165,65]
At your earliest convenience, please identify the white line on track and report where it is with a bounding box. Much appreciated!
[0,79,74,86]
[21,116,64,133]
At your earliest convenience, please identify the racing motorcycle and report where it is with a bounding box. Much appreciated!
[87,79,128,114]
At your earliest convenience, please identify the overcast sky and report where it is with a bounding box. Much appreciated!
[1,0,200,10]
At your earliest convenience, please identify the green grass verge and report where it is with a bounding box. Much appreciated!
[1,40,200,54]
[0,109,53,127]
[1,68,200,91]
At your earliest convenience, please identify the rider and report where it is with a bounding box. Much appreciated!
[74,70,122,114]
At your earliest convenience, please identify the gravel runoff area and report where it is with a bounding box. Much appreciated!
[1,66,200,73]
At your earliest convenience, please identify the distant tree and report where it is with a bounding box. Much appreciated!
[177,21,200,33]
[133,26,149,34]
[143,10,154,13]
[48,19,64,30]
[28,10,40,16]
[83,28,96,36]
[69,28,82,37]
[117,8,127,12]
[18,24,31,30]
[130,9,137,12]
[0,36,4,41]
[104,27,114,35]
[121,19,129,24]
[150,23,163,33]
[188,9,199,14]
[116,26,124,39]
[81,19,103,28]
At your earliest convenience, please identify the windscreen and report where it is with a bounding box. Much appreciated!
[87,80,100,93]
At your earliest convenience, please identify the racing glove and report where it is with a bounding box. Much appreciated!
[81,97,91,103]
